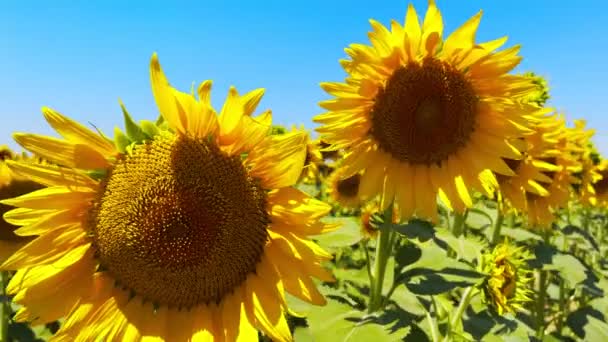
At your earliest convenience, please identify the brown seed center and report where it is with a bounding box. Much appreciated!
[595,169,608,196]
[369,58,478,165]
[89,133,269,308]
[336,174,361,198]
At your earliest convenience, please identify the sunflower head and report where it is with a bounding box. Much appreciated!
[497,113,564,226]
[591,159,608,207]
[290,126,323,184]
[0,53,336,341]
[326,166,363,210]
[481,240,533,315]
[0,146,45,262]
[314,0,538,222]
[359,201,400,239]
[519,72,550,107]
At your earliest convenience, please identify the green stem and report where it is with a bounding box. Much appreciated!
[361,241,374,288]
[451,210,467,237]
[491,209,505,245]
[450,287,476,329]
[427,296,441,342]
[535,269,547,338]
[0,271,9,342]
[367,205,395,313]
[556,278,566,335]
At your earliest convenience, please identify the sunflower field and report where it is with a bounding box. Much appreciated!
[1,1,607,341]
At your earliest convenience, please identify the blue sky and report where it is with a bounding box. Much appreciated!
[1,0,606,156]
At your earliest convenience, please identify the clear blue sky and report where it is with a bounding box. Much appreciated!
[1,0,606,156]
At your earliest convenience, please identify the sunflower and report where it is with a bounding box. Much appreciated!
[497,113,563,224]
[326,166,363,209]
[292,126,323,185]
[481,240,533,315]
[0,146,44,262]
[314,0,538,222]
[591,160,608,207]
[577,152,603,207]
[525,122,585,226]
[0,54,336,341]
[359,201,399,240]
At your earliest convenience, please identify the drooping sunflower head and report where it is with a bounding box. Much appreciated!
[314,0,538,223]
[481,240,533,315]
[1,54,336,341]
[0,146,45,262]
[326,166,363,210]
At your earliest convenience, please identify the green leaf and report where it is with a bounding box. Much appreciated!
[466,208,494,229]
[296,183,319,197]
[434,227,487,263]
[501,227,542,242]
[544,253,587,287]
[305,299,405,342]
[397,240,483,295]
[394,243,422,270]
[315,217,363,248]
[389,219,435,242]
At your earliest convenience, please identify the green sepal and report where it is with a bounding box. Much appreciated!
[113,127,131,154]
[155,114,165,126]
[140,120,160,138]
[86,168,108,181]
[119,99,147,143]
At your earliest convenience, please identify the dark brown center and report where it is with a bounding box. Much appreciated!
[336,174,361,198]
[369,58,478,165]
[89,134,269,308]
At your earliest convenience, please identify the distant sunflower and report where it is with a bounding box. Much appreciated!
[295,127,323,185]
[481,240,533,315]
[526,122,584,226]
[359,201,399,239]
[577,153,602,207]
[0,54,335,341]
[0,146,44,262]
[326,166,363,209]
[314,0,538,222]
[592,160,608,207]
[497,113,563,224]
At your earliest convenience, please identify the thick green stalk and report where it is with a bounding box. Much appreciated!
[490,210,505,245]
[556,278,566,335]
[450,287,476,329]
[535,269,547,338]
[0,271,9,342]
[368,205,395,313]
[451,210,467,237]
[427,297,441,342]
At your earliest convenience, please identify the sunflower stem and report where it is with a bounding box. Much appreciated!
[361,240,374,289]
[0,271,9,342]
[368,204,395,313]
[450,286,476,330]
[556,277,566,335]
[451,210,467,237]
[491,209,505,245]
[535,268,547,339]
[427,296,442,342]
